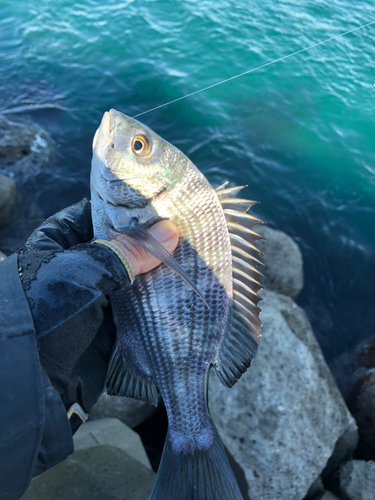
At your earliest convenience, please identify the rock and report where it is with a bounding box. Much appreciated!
[0,115,53,181]
[0,250,7,262]
[336,460,375,500]
[305,476,325,500]
[321,493,341,500]
[347,372,375,460]
[323,417,359,477]
[90,393,157,429]
[329,334,375,400]
[22,445,155,500]
[74,417,151,469]
[256,225,304,298]
[0,173,16,228]
[209,290,358,500]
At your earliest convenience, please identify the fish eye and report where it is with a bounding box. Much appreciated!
[131,135,151,157]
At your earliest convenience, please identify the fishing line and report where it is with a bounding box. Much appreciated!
[132,19,375,118]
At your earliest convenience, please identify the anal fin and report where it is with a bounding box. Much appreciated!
[105,344,160,406]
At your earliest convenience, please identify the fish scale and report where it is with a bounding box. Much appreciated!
[91,109,263,499]
[117,168,231,444]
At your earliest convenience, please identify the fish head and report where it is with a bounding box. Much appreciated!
[91,109,187,210]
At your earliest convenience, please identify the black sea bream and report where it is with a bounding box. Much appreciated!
[90,109,264,500]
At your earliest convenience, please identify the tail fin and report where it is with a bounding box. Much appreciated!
[149,424,244,500]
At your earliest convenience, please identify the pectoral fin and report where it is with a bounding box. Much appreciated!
[119,218,209,309]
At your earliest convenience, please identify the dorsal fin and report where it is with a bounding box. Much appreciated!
[214,183,265,388]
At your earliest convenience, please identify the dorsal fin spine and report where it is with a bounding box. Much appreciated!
[226,221,265,241]
[232,255,265,281]
[229,233,264,256]
[214,183,264,387]
[217,185,247,199]
[219,198,259,212]
[215,181,229,191]
[223,209,264,228]
[231,245,265,269]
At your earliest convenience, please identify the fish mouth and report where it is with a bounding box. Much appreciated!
[92,109,125,148]
[92,110,112,152]
[108,108,123,134]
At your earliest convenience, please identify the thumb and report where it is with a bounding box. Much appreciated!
[111,220,179,276]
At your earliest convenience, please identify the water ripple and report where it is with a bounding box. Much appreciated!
[0,0,374,360]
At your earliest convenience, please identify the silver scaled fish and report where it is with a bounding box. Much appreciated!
[90,109,264,500]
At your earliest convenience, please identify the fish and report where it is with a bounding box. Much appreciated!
[90,108,264,500]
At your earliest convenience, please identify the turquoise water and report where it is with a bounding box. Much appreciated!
[1,0,374,360]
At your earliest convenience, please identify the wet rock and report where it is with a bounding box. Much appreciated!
[256,225,304,298]
[0,115,54,180]
[329,335,375,400]
[0,173,16,228]
[335,460,375,500]
[74,417,151,469]
[209,290,357,500]
[347,372,375,460]
[90,393,157,429]
[21,445,155,500]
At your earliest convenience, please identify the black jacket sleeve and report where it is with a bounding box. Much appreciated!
[0,254,74,500]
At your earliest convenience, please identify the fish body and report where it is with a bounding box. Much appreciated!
[91,109,263,499]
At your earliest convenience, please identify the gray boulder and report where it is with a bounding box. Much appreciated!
[209,290,357,500]
[0,115,53,180]
[336,460,375,500]
[347,371,375,460]
[22,445,155,500]
[90,393,157,429]
[74,417,151,469]
[256,225,304,298]
[0,173,16,228]
[305,476,325,500]
[321,493,341,500]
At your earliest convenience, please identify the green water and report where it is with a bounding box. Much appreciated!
[0,0,374,360]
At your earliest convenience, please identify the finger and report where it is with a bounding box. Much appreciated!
[112,220,179,276]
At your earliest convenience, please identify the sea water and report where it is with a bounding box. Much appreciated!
[0,0,374,364]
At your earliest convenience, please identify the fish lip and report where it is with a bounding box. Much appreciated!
[93,110,112,152]
[109,108,124,136]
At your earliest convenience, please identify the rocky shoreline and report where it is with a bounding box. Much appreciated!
[1,117,374,500]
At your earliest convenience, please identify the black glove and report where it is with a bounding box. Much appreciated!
[17,199,130,433]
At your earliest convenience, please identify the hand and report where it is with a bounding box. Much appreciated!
[19,199,179,337]
[112,219,179,276]
[18,199,179,432]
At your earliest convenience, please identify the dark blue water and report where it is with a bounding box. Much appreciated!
[0,0,374,363]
